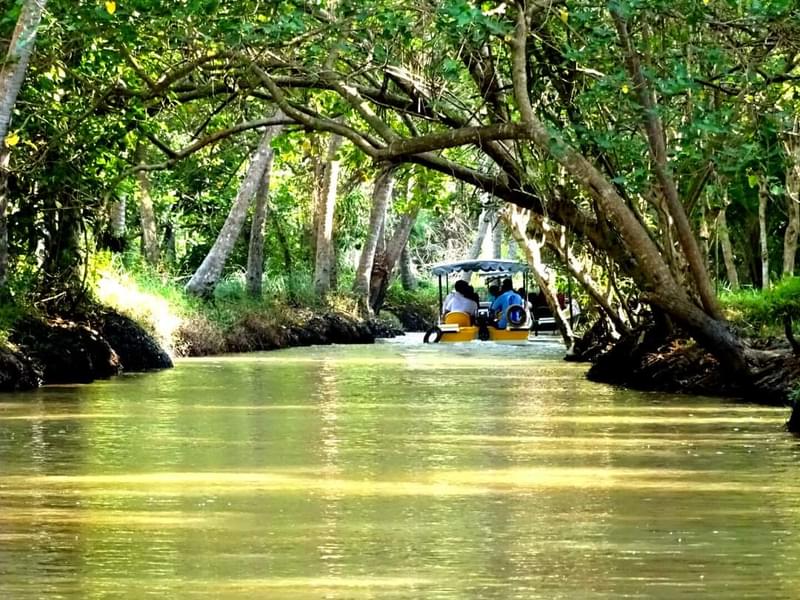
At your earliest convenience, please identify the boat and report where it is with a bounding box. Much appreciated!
[424,259,532,343]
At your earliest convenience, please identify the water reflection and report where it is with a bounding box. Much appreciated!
[0,338,796,598]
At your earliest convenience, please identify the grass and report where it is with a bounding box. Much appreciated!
[721,277,800,338]
[90,255,434,356]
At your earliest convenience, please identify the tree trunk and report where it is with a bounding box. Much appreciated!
[400,246,417,290]
[491,210,503,258]
[134,141,160,266]
[507,235,519,261]
[783,125,800,277]
[509,9,747,374]
[162,221,176,266]
[0,0,47,144]
[611,9,721,319]
[758,178,770,289]
[0,0,48,290]
[104,193,127,252]
[0,150,10,290]
[717,203,739,291]
[504,208,574,347]
[369,205,419,312]
[460,207,491,281]
[528,212,629,335]
[353,165,396,315]
[313,133,344,295]
[246,137,279,298]
[186,125,280,298]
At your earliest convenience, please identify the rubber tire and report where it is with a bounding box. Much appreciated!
[506,304,527,328]
[423,326,443,344]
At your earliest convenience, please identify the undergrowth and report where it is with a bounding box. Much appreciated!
[89,254,431,355]
[721,277,800,338]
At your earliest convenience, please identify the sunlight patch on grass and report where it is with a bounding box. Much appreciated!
[95,269,183,355]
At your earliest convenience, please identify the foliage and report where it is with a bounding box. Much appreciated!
[722,277,800,335]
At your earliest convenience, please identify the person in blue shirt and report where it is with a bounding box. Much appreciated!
[490,278,523,328]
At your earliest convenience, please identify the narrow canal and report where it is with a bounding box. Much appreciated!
[0,338,797,598]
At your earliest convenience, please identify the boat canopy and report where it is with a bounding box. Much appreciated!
[430,259,529,276]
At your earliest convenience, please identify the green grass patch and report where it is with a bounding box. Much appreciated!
[721,277,800,337]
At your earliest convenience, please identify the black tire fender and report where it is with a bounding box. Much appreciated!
[423,326,443,344]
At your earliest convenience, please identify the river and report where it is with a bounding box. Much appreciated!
[0,337,797,598]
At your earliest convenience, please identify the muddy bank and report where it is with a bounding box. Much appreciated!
[582,321,800,408]
[5,309,174,389]
[177,309,403,356]
[0,309,403,390]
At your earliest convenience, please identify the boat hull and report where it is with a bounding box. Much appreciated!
[438,326,530,343]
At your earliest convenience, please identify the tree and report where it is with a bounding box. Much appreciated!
[313,133,344,295]
[0,0,48,288]
[185,122,282,298]
[246,132,280,298]
[353,165,395,315]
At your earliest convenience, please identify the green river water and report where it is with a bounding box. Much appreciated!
[0,337,798,599]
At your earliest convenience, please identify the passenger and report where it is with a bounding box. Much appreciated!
[466,285,481,307]
[490,278,524,329]
[442,279,478,320]
[487,284,501,304]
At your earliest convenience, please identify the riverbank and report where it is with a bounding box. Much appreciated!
[0,306,405,391]
[579,321,800,423]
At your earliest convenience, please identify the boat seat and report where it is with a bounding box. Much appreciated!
[443,311,472,327]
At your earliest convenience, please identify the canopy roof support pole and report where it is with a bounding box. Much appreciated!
[438,274,443,317]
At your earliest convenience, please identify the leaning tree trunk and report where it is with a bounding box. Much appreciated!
[460,206,491,281]
[313,133,344,295]
[134,141,160,265]
[369,205,419,312]
[353,166,396,316]
[186,125,280,298]
[246,134,279,298]
[509,8,747,374]
[611,8,720,320]
[491,210,503,258]
[0,0,48,289]
[0,151,10,290]
[0,0,46,144]
[717,202,739,291]
[504,208,574,347]
[529,212,629,335]
[783,124,800,277]
[399,247,417,290]
[758,178,770,289]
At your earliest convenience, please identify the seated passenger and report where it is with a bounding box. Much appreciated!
[487,284,501,304]
[443,279,478,320]
[490,278,524,328]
